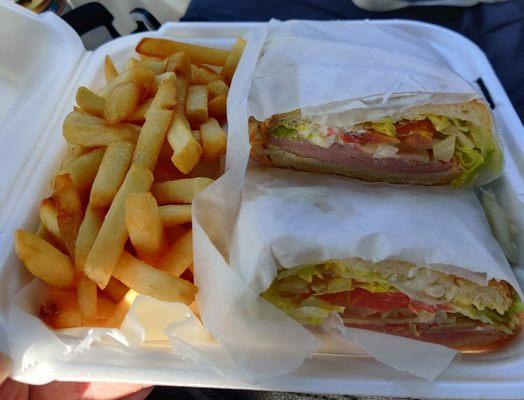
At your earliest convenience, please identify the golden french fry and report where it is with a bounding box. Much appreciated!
[126,97,152,124]
[174,77,189,123]
[136,38,229,66]
[75,206,104,272]
[191,129,202,144]
[125,58,140,70]
[42,288,82,329]
[89,141,135,209]
[77,274,97,319]
[106,289,139,328]
[125,192,167,265]
[152,177,213,204]
[186,85,208,126]
[208,94,227,120]
[167,112,203,174]
[221,37,246,83]
[104,82,140,123]
[158,205,192,227]
[154,71,176,87]
[166,52,191,78]
[207,79,229,98]
[63,111,141,147]
[15,230,75,288]
[98,66,156,98]
[97,296,117,319]
[158,229,193,277]
[132,107,173,171]
[104,55,119,82]
[103,277,129,303]
[58,148,105,194]
[36,221,56,246]
[200,118,227,162]
[147,75,177,118]
[85,164,154,289]
[189,300,200,319]
[39,198,64,248]
[113,251,197,304]
[76,86,105,117]
[53,174,84,258]
[60,144,89,169]
[137,58,167,74]
[190,64,219,85]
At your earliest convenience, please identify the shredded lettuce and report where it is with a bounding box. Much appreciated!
[371,118,396,137]
[271,125,297,138]
[432,135,456,162]
[428,115,451,132]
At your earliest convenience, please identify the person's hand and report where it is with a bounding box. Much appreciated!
[0,352,153,400]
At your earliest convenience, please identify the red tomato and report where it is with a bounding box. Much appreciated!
[348,288,410,312]
[395,119,435,149]
[342,131,400,145]
[319,291,350,306]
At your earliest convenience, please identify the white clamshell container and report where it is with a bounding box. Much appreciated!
[1,2,524,398]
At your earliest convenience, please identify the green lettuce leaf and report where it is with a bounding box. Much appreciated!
[371,118,396,137]
[271,125,297,138]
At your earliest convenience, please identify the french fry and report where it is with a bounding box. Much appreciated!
[75,206,104,271]
[125,192,167,265]
[137,58,167,75]
[175,77,189,123]
[186,85,208,126]
[113,251,197,304]
[97,296,117,319]
[103,277,129,303]
[39,198,64,248]
[125,58,140,70]
[151,177,213,204]
[15,230,75,288]
[147,75,177,118]
[167,112,203,174]
[221,37,246,83]
[199,118,227,162]
[191,129,202,144]
[63,111,141,147]
[98,66,155,98]
[166,52,191,78]
[103,82,140,123]
[104,55,119,82]
[136,38,230,66]
[77,274,97,319]
[76,86,105,117]
[53,174,84,258]
[89,141,135,209]
[208,94,227,120]
[58,148,105,194]
[126,97,152,124]
[85,164,154,289]
[207,79,229,98]
[36,221,55,246]
[154,71,177,87]
[190,64,219,85]
[42,288,82,329]
[106,289,139,328]
[60,144,88,169]
[159,205,192,227]
[158,229,193,277]
[132,107,173,171]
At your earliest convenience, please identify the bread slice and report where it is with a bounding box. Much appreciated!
[249,100,495,185]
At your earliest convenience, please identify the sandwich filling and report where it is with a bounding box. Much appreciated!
[262,259,523,349]
[266,115,500,186]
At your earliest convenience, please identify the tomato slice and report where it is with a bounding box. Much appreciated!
[348,288,410,312]
[319,291,350,306]
[395,119,435,149]
[342,131,400,145]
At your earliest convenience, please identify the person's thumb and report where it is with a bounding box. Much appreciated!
[0,352,12,384]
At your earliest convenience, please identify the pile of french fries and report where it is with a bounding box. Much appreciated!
[14,37,246,329]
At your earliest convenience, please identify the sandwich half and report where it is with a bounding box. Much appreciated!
[249,100,503,186]
[263,258,523,352]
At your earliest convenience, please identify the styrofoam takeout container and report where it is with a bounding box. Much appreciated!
[1,2,524,398]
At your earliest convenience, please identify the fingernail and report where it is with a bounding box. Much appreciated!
[0,352,12,382]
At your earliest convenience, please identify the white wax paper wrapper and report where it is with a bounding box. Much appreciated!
[192,19,522,383]
[248,20,479,125]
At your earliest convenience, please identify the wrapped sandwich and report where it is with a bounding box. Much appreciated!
[249,100,502,186]
[229,167,523,353]
[263,258,522,352]
[247,22,503,187]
